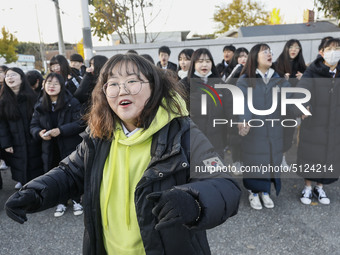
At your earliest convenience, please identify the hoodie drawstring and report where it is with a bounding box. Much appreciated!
[125,145,131,229]
[103,132,120,229]
[102,131,132,230]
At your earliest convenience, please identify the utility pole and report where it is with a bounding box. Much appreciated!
[80,0,94,65]
[53,0,66,56]
[35,3,47,73]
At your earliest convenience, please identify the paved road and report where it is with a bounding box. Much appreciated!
[0,142,339,255]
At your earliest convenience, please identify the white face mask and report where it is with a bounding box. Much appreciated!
[323,50,340,66]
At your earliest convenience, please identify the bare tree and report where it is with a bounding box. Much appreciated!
[89,0,160,44]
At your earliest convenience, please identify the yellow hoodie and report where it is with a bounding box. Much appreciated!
[100,96,188,255]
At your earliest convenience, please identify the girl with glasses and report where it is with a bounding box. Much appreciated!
[0,67,43,190]
[5,54,241,255]
[274,39,307,171]
[275,39,306,83]
[237,43,291,210]
[30,72,85,217]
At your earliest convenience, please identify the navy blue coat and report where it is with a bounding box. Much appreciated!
[236,71,291,195]
[30,92,85,172]
[181,74,233,157]
[294,57,340,184]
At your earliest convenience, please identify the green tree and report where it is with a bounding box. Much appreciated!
[89,0,158,44]
[74,39,84,58]
[317,0,340,21]
[213,0,270,34]
[0,27,19,63]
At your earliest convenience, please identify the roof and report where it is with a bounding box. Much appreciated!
[239,21,340,37]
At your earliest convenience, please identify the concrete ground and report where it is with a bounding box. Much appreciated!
[0,141,339,255]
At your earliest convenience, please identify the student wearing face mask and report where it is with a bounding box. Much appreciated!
[293,38,340,205]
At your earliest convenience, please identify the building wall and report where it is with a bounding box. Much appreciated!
[94,32,340,66]
[0,54,35,73]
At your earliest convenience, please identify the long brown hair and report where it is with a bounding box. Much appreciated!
[274,39,306,77]
[87,54,187,140]
[241,43,272,87]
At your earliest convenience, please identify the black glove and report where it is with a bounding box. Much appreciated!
[5,189,42,224]
[147,188,200,231]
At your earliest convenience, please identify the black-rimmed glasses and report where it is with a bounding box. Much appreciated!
[102,79,148,98]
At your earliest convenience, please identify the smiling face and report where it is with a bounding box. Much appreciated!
[194,54,212,76]
[5,70,21,92]
[288,43,300,59]
[105,62,151,131]
[45,77,61,101]
[179,53,191,71]
[257,47,273,71]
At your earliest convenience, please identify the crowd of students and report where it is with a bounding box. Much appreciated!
[1,36,339,254]
[0,53,108,216]
[141,38,340,210]
[0,37,340,216]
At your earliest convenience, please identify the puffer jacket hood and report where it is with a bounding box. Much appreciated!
[308,56,340,77]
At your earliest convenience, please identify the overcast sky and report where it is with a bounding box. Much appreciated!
[0,0,316,46]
